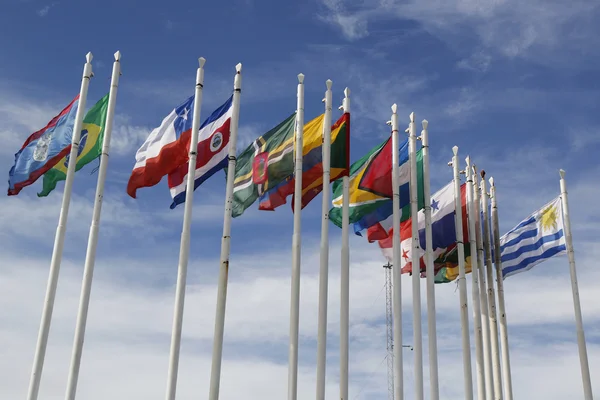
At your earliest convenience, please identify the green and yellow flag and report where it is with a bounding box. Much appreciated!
[228,112,297,218]
[38,94,109,197]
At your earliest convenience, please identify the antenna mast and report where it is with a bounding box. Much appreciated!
[384,263,395,400]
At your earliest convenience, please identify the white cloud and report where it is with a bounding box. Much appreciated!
[317,0,598,64]
[110,114,151,156]
[457,51,492,73]
[37,4,52,17]
[2,225,599,399]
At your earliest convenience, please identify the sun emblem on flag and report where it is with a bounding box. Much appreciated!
[540,203,558,232]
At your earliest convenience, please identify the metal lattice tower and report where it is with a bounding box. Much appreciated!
[383,263,395,400]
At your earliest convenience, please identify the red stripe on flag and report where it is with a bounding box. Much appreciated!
[19,95,80,151]
[167,119,231,189]
[126,130,191,198]
[8,145,72,196]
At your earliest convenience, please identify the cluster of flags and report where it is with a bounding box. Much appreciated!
[7,52,594,400]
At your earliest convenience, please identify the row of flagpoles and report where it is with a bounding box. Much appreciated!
[17,51,594,400]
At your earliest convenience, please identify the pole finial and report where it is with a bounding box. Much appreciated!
[298,73,305,83]
[235,62,242,73]
[114,51,122,61]
[344,87,350,96]
[410,112,415,122]
[465,155,471,166]
[391,103,398,113]
[326,79,332,89]
[86,52,93,63]
[489,177,494,186]
[481,169,486,179]
[559,169,566,179]
[422,119,428,129]
[452,145,458,156]
[198,57,206,68]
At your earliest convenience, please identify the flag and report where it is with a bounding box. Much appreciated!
[229,113,296,218]
[126,95,233,201]
[350,145,424,240]
[168,97,235,208]
[329,137,423,229]
[258,112,350,210]
[432,247,473,283]
[38,94,109,197]
[499,196,566,279]
[8,95,80,196]
[377,182,471,283]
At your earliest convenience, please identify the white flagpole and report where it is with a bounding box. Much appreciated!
[389,104,404,400]
[480,170,502,400]
[26,52,94,400]
[489,177,514,400]
[473,165,494,400]
[465,157,486,400]
[64,51,122,400]
[316,79,333,400]
[559,169,594,400]
[420,120,439,400]
[450,146,473,400]
[164,57,206,400]
[339,87,350,400]
[288,73,305,400]
[407,112,424,400]
[208,63,243,400]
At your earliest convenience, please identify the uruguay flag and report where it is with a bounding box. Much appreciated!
[8,95,80,196]
[499,196,566,279]
[126,95,233,204]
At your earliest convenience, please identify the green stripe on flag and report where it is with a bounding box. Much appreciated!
[38,94,109,197]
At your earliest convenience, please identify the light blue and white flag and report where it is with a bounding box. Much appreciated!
[499,196,567,279]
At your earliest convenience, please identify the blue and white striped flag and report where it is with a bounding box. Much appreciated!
[499,196,567,279]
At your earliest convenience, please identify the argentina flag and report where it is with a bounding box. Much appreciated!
[499,196,567,279]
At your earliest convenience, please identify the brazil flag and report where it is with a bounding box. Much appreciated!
[38,94,109,197]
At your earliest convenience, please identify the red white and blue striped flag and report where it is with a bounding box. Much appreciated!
[127,95,233,205]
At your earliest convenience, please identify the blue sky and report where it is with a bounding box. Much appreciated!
[1,0,599,399]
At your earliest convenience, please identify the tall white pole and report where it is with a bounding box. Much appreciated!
[208,63,243,400]
[408,112,424,400]
[559,169,594,400]
[339,88,351,400]
[450,146,473,400]
[420,120,439,400]
[288,73,305,400]
[480,171,502,400]
[390,104,404,400]
[473,166,493,400]
[64,51,122,400]
[465,157,486,400]
[316,79,333,400]
[26,52,94,400]
[164,57,206,400]
[489,177,514,400]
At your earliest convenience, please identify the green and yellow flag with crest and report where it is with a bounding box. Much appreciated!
[38,94,109,197]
